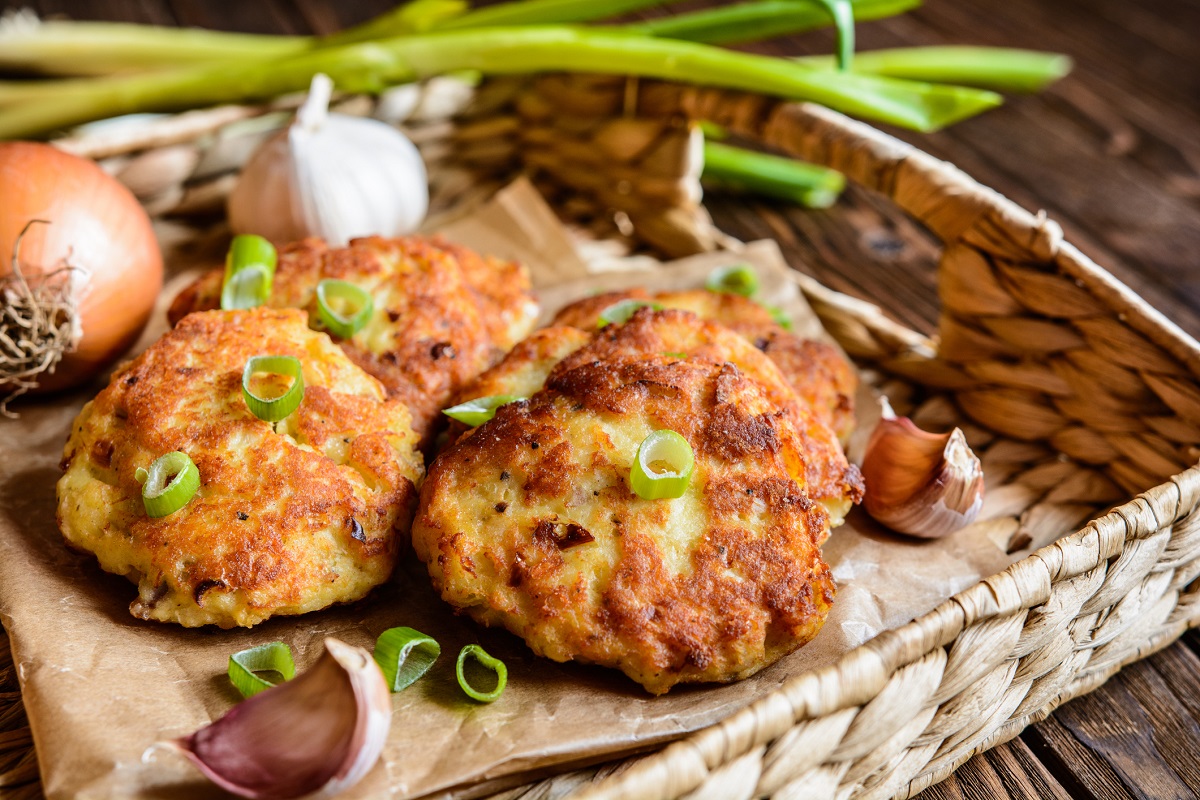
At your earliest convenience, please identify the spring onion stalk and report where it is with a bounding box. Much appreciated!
[631,0,919,46]
[630,430,694,500]
[315,279,374,339]
[242,355,305,422]
[598,299,663,327]
[456,645,507,703]
[797,46,1073,92]
[703,140,846,208]
[443,395,522,427]
[221,234,277,311]
[138,451,201,518]
[0,0,672,78]
[228,642,297,699]
[440,0,674,29]
[705,263,761,297]
[373,627,441,693]
[0,27,1002,139]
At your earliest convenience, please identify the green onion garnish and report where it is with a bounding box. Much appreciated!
[315,279,374,339]
[767,305,794,331]
[220,234,277,310]
[374,627,441,693]
[597,300,662,328]
[137,451,201,518]
[242,355,305,422]
[630,430,694,500]
[443,394,521,427]
[705,264,759,297]
[228,642,296,699]
[456,644,507,703]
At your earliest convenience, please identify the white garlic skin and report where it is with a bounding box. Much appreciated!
[169,637,391,800]
[228,83,428,246]
[861,414,985,539]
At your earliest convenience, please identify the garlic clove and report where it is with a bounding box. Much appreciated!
[861,405,984,539]
[168,637,391,800]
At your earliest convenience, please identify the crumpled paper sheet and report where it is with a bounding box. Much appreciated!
[0,180,1020,800]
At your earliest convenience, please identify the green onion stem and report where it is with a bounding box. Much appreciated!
[440,0,675,29]
[796,46,1073,92]
[373,627,441,693]
[0,27,1002,139]
[630,0,918,46]
[0,0,673,77]
[703,140,845,208]
[228,642,297,699]
[456,644,507,703]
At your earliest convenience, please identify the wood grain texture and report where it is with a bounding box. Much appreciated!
[1,1,1198,799]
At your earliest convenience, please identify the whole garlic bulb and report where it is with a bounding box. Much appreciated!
[228,73,428,245]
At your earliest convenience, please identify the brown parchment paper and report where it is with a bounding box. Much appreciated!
[0,180,1025,800]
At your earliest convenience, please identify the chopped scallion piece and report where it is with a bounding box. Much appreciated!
[315,279,374,339]
[766,305,795,331]
[630,430,694,500]
[597,299,662,327]
[242,355,305,422]
[456,644,507,703]
[139,451,201,518]
[443,394,521,427]
[374,627,441,693]
[228,642,296,699]
[705,263,759,297]
[221,234,277,310]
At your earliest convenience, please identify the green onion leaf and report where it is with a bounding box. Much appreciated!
[705,263,760,297]
[702,140,845,208]
[228,642,296,699]
[443,394,522,427]
[242,355,305,422]
[630,430,694,500]
[221,234,277,311]
[140,451,201,518]
[597,299,662,327]
[374,627,441,692]
[456,644,507,703]
[316,279,374,339]
[767,305,795,331]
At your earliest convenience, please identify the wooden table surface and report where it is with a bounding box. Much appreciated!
[2,1,1199,798]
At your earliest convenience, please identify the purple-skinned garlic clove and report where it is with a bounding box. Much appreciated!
[167,637,391,800]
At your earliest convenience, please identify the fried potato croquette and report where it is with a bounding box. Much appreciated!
[57,309,424,628]
[416,308,861,693]
[450,308,862,525]
[169,236,539,446]
[553,289,856,440]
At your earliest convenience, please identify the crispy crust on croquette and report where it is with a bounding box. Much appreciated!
[552,289,856,440]
[168,236,538,444]
[56,308,424,628]
[415,354,837,694]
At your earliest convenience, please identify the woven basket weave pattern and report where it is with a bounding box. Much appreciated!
[4,75,1198,800]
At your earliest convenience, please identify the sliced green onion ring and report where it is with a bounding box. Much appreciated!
[242,355,305,422]
[316,279,374,339]
[630,430,694,500]
[443,394,521,427]
[456,644,507,703]
[597,299,662,328]
[374,627,441,693]
[228,642,296,699]
[221,234,277,310]
[705,263,759,297]
[766,305,795,332]
[140,451,201,518]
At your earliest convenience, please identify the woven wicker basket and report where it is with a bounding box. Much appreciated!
[7,74,1200,800]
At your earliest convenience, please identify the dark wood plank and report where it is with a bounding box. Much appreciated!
[916,736,1075,800]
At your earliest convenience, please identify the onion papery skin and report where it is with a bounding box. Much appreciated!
[0,141,163,394]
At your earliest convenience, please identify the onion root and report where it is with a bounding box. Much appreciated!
[0,220,81,416]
